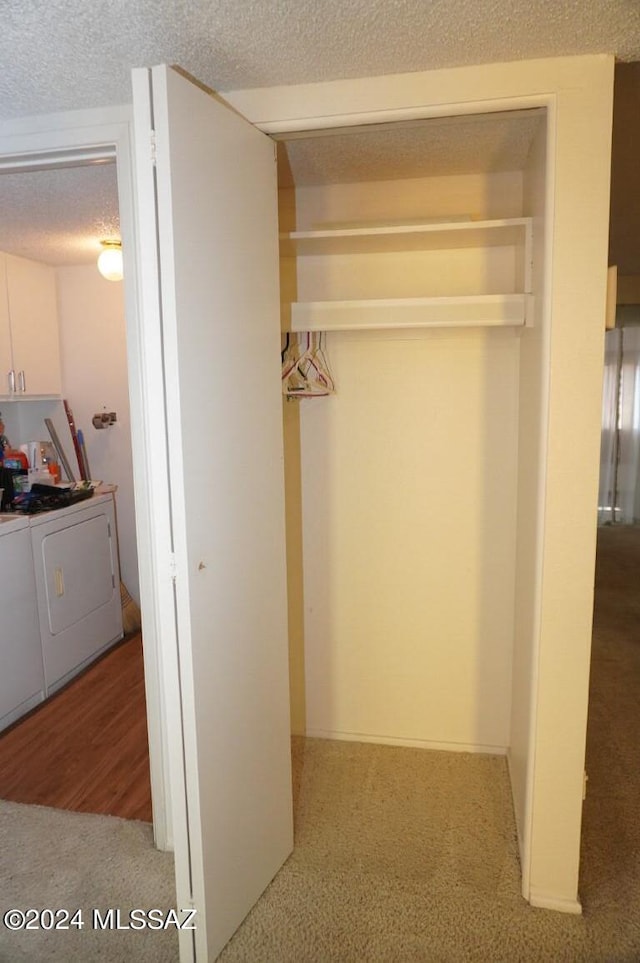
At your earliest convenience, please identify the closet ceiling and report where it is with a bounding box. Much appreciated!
[277,112,542,187]
[0,0,638,267]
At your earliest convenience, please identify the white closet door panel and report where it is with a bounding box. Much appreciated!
[133,65,292,962]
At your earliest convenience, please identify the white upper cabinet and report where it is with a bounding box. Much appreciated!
[0,254,11,384]
[0,251,62,398]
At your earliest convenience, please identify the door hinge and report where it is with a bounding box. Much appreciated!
[583,770,588,800]
[169,553,177,583]
[150,130,157,166]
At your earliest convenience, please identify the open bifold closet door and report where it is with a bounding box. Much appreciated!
[132,65,293,961]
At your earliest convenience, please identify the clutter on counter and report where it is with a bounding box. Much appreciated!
[0,410,115,514]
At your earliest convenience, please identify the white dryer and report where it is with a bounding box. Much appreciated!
[29,494,124,695]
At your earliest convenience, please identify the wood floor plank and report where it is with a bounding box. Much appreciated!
[0,633,152,821]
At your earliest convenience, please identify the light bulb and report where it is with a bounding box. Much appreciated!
[97,242,123,281]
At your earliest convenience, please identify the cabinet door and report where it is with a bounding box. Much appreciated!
[0,253,12,395]
[0,527,44,729]
[5,252,62,396]
[133,65,292,961]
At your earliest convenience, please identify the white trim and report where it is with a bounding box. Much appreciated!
[529,890,582,915]
[254,94,553,135]
[305,728,508,755]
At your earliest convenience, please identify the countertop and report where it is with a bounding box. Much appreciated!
[0,492,114,535]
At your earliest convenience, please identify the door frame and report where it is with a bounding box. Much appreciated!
[0,106,176,856]
[241,89,556,907]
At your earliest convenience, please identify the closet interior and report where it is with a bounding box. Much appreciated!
[276,108,548,803]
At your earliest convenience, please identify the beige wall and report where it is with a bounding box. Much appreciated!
[298,326,519,749]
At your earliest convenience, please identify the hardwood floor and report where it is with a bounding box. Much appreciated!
[0,632,152,821]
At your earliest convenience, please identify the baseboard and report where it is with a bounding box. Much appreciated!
[304,727,508,755]
[528,889,582,915]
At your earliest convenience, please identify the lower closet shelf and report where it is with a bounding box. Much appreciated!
[289,293,531,331]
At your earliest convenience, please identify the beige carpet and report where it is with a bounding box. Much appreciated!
[0,803,177,962]
[580,524,640,935]
[1,525,639,962]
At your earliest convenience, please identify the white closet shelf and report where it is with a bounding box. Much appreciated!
[289,294,531,331]
[279,218,532,257]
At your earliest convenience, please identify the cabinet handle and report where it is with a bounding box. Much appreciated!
[18,370,25,392]
[8,369,15,393]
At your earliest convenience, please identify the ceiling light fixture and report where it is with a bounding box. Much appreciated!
[97,240,123,281]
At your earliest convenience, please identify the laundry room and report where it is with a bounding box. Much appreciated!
[0,158,140,743]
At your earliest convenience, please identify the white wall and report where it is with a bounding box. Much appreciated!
[56,265,138,604]
[299,327,520,750]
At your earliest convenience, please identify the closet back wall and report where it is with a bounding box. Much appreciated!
[283,169,523,751]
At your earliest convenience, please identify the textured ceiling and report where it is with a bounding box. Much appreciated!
[0,0,638,267]
[1,0,639,121]
[0,163,120,266]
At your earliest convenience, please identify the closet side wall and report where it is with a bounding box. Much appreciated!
[509,119,548,873]
[285,171,522,751]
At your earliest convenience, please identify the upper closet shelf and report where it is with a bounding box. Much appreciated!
[279,217,532,257]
